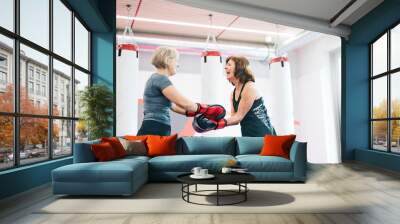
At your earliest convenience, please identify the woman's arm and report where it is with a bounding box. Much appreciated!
[225,83,257,126]
[170,103,187,115]
[162,85,198,112]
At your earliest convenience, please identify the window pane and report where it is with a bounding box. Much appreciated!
[53,59,72,117]
[53,119,72,158]
[75,18,89,69]
[0,0,14,31]
[372,121,388,151]
[0,35,14,112]
[20,117,49,165]
[53,0,72,60]
[20,0,49,49]
[372,77,387,119]
[0,116,13,170]
[74,69,89,118]
[392,24,400,70]
[75,120,88,143]
[391,72,400,118]
[20,44,49,115]
[372,33,387,76]
[391,120,400,153]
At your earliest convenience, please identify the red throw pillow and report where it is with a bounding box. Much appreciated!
[101,137,127,158]
[146,134,177,157]
[91,142,117,161]
[260,135,296,159]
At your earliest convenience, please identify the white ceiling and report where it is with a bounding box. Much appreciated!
[222,0,384,26]
[116,0,383,58]
[225,0,353,22]
[117,0,304,45]
[168,0,384,37]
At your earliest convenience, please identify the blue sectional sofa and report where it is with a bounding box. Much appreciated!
[52,137,307,196]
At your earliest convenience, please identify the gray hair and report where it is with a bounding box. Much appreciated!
[151,46,179,69]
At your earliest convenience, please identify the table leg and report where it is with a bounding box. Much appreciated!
[245,183,247,201]
[217,184,219,206]
[195,184,197,192]
[187,184,190,202]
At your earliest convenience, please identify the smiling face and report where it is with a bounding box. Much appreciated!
[224,59,237,84]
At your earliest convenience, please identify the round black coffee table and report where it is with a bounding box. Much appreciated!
[177,173,255,206]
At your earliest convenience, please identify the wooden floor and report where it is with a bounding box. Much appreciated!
[1,162,400,224]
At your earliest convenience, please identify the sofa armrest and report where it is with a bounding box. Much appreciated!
[289,141,307,181]
[73,140,100,163]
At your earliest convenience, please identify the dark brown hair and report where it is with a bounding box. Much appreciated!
[226,56,255,83]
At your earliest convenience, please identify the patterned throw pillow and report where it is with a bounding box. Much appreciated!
[118,138,147,156]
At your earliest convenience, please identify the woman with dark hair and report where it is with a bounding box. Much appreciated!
[224,56,276,136]
[194,56,276,136]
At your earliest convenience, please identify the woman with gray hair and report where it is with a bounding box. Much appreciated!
[137,46,226,136]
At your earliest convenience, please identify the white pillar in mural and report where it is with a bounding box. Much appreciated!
[116,43,139,136]
[268,57,295,135]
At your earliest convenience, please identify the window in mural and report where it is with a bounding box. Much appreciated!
[0,0,91,170]
[371,23,400,154]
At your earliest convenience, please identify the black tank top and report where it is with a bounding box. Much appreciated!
[232,81,276,137]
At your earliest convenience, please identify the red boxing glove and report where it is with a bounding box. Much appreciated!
[185,103,208,117]
[214,118,227,130]
[186,103,226,121]
[192,115,227,133]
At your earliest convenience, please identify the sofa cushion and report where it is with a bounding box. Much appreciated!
[236,155,293,172]
[74,139,100,163]
[52,159,147,183]
[148,154,235,172]
[235,137,264,155]
[176,137,236,155]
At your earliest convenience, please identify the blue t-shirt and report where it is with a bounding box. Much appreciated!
[143,73,173,125]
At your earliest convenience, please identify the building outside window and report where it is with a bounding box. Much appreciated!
[36,83,40,95]
[41,85,46,97]
[0,54,7,89]
[28,81,34,94]
[41,73,46,82]
[28,66,34,80]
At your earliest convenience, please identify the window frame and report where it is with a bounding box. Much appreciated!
[370,21,400,154]
[0,0,92,171]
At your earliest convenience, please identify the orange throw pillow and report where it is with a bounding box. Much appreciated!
[101,137,127,158]
[124,135,148,142]
[91,142,117,161]
[260,135,296,159]
[146,134,177,157]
